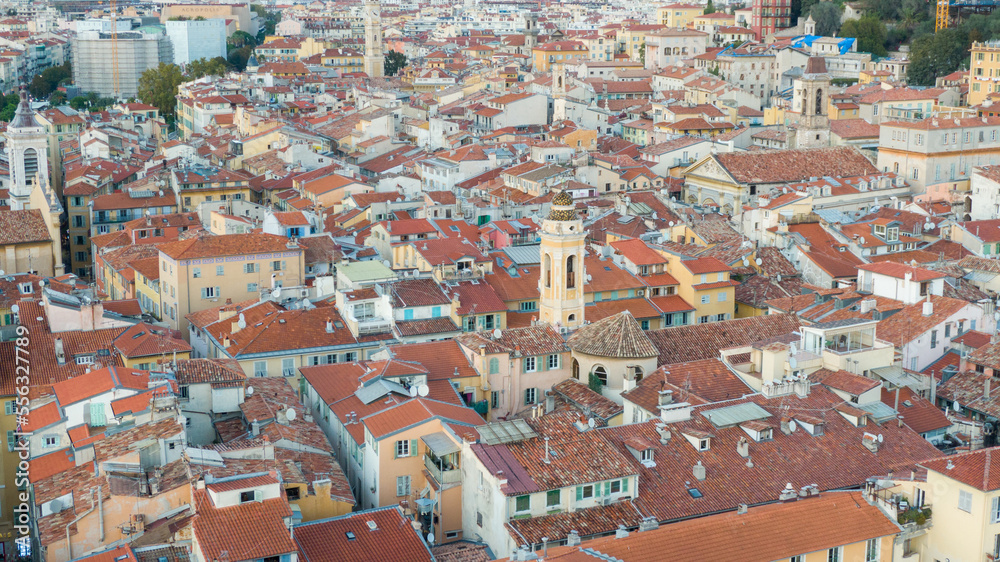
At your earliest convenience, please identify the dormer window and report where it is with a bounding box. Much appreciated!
[698,438,710,451]
[873,224,886,237]
[887,227,899,242]
[18,283,32,294]
[640,449,653,462]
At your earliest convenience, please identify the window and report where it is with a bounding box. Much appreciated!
[216,265,224,276]
[700,295,710,304]
[641,320,650,330]
[959,489,973,512]
[282,358,295,377]
[640,449,653,462]
[488,358,499,374]
[491,391,499,409]
[827,547,841,562]
[247,283,258,293]
[790,557,803,562]
[578,485,594,500]
[546,489,561,508]
[515,495,530,512]
[193,267,201,278]
[525,388,538,404]
[566,255,576,289]
[201,286,220,299]
[865,538,879,562]
[4,400,13,415]
[477,512,483,527]
[7,430,15,452]
[548,354,560,369]
[931,329,938,349]
[240,491,257,503]
[610,480,622,494]
[76,355,95,365]
[43,435,58,448]
[272,260,284,271]
[524,357,536,372]
[519,301,537,312]
[253,361,267,377]
[593,366,608,385]
[718,292,727,302]
[285,487,301,501]
[244,263,258,274]
[395,439,411,458]
[396,475,411,497]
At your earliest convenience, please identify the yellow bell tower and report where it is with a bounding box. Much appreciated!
[539,191,586,330]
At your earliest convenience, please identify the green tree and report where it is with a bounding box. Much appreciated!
[799,0,820,20]
[187,57,230,79]
[384,50,408,76]
[228,46,254,71]
[28,63,71,99]
[137,62,188,119]
[839,15,888,57]
[639,41,646,66]
[69,96,88,111]
[48,90,66,105]
[809,2,842,36]
[907,28,970,86]
[863,0,899,21]
[228,30,257,49]
[704,0,716,14]
[588,372,604,394]
[0,93,19,122]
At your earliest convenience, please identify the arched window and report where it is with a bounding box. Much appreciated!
[633,366,644,383]
[23,148,38,185]
[567,313,576,323]
[488,357,499,374]
[544,253,552,288]
[566,255,576,289]
[572,358,580,380]
[557,75,563,89]
[815,88,823,116]
[592,365,608,385]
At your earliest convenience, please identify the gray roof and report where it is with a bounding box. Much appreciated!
[501,244,541,265]
[701,402,771,428]
[858,401,898,423]
[478,419,538,445]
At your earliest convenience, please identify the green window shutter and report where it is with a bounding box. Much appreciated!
[216,286,221,297]
[411,439,418,457]
[4,400,12,415]
[622,478,629,492]
[393,442,398,459]
[595,483,601,497]
[200,287,207,299]
[604,481,611,496]
[576,486,583,501]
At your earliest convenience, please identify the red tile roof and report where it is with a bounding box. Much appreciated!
[293,506,433,562]
[858,262,947,282]
[921,447,1000,491]
[192,488,296,561]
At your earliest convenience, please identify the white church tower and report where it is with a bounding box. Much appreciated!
[5,87,49,210]
[363,0,384,78]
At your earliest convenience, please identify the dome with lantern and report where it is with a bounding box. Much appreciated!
[547,190,577,221]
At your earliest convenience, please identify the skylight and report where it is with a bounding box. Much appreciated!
[687,488,703,498]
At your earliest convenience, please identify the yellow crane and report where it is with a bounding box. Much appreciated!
[937,0,950,30]
[111,0,120,97]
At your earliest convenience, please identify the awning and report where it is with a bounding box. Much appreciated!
[421,432,459,457]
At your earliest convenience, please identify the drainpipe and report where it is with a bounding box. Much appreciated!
[66,487,97,560]
[98,484,104,541]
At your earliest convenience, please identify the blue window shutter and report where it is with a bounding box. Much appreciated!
[404,309,414,320]
[200,287,207,299]
[576,486,583,501]
[604,481,611,496]
[623,478,629,492]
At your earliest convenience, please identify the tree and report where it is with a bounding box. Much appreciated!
[228,30,257,49]
[907,28,970,85]
[799,0,820,20]
[863,0,899,21]
[187,57,230,79]
[48,90,66,105]
[588,372,604,394]
[0,93,20,122]
[137,62,187,119]
[228,46,253,71]
[69,96,88,111]
[384,50,408,76]
[28,63,71,99]
[809,2,842,36]
[639,41,646,66]
[704,0,716,14]
[839,16,888,57]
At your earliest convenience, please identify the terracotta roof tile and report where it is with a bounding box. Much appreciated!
[568,312,658,358]
[293,506,433,562]
[645,314,801,365]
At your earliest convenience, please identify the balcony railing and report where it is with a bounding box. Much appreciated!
[356,318,392,335]
[424,455,461,485]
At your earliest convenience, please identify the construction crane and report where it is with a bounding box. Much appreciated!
[937,0,950,30]
[110,0,120,98]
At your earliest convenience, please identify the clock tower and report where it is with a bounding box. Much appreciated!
[364,0,384,78]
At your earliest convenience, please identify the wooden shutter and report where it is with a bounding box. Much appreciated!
[410,439,418,457]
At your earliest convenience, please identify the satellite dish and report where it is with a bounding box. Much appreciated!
[246,386,254,396]
[588,417,596,428]
[877,433,883,443]
[788,356,798,369]
[271,287,282,299]
[382,260,391,267]
[238,313,247,329]
[788,420,797,433]
[49,499,62,513]
[954,400,961,412]
[755,258,762,265]
[858,236,866,245]
[427,533,435,545]
[418,384,429,397]
[493,328,502,339]
[286,408,296,421]
[10,304,18,314]
[668,221,675,227]
[409,386,419,397]
[742,258,750,267]
[994,311,999,321]
[776,274,782,283]
[0,270,5,276]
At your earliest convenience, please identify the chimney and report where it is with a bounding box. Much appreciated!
[54,338,65,365]
[545,392,556,413]
[737,504,748,514]
[779,483,798,502]
[693,461,706,481]
[658,389,673,406]
[638,516,659,532]
[326,318,334,333]
[543,436,551,464]
[986,377,992,401]
[479,344,486,356]
[541,538,549,557]
[736,437,749,458]
[566,530,581,547]
[251,420,260,436]
[655,424,671,444]
[615,525,629,539]
[780,417,792,435]
[922,299,933,317]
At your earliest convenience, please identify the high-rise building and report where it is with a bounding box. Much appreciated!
[165,19,227,66]
[538,191,586,330]
[72,30,173,98]
[363,0,384,77]
[751,0,793,40]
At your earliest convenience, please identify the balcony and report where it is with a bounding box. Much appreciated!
[356,317,392,335]
[424,454,461,485]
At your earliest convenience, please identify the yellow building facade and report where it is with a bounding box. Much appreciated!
[539,192,586,329]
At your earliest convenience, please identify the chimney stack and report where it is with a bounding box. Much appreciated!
[737,504,748,514]
[779,483,798,502]
[545,392,555,413]
[615,525,629,539]
[736,437,749,458]
[658,389,673,406]
[638,516,659,532]
[566,531,581,547]
[986,377,992,401]
[693,461,706,481]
